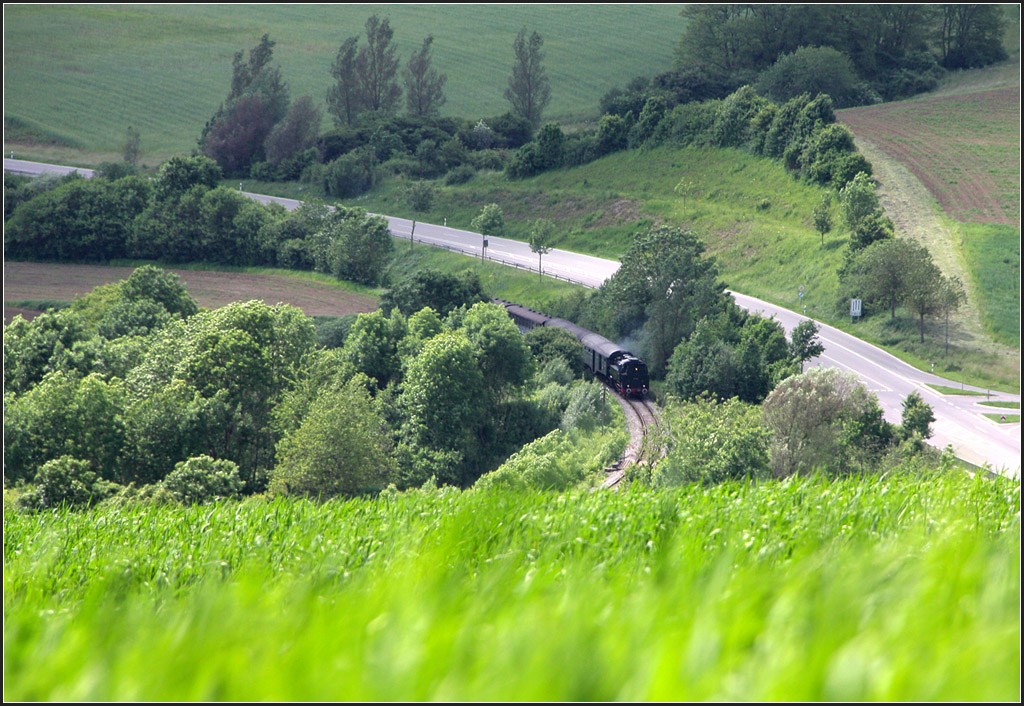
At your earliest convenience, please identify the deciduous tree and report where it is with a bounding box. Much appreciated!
[504,28,551,129]
[358,15,402,115]
[404,35,447,118]
[528,218,555,279]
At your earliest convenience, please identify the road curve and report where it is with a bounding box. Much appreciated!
[6,159,1020,476]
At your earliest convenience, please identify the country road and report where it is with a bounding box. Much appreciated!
[5,158,1020,476]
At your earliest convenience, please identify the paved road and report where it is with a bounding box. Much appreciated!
[6,159,1020,475]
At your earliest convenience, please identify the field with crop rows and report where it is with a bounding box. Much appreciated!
[2,4,684,163]
[837,88,1021,226]
[4,471,1019,701]
[2,261,379,323]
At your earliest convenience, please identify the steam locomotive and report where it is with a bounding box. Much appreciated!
[496,299,649,398]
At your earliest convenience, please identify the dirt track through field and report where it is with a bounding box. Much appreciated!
[3,262,379,322]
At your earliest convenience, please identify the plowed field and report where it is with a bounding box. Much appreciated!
[3,262,378,322]
[838,87,1020,226]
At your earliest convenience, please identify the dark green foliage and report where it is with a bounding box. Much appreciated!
[4,309,89,395]
[263,95,322,167]
[16,456,120,511]
[404,35,447,118]
[653,397,770,486]
[901,391,936,441]
[938,4,1008,69]
[839,172,893,251]
[313,315,357,349]
[790,320,825,366]
[666,310,795,404]
[629,96,668,148]
[599,225,728,377]
[398,331,486,486]
[674,5,1006,102]
[460,302,536,401]
[4,372,126,486]
[357,15,402,115]
[404,180,437,212]
[124,301,317,490]
[524,326,584,377]
[309,206,393,286]
[163,455,243,505]
[201,34,290,176]
[340,309,407,388]
[322,148,377,198]
[5,175,152,261]
[756,46,875,109]
[379,269,487,317]
[505,28,551,129]
[97,161,139,180]
[153,155,222,201]
[596,114,630,154]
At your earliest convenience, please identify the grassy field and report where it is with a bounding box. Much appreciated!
[3,242,590,324]
[4,470,1019,701]
[2,4,684,165]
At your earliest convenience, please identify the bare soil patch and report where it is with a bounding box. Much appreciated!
[3,262,378,322]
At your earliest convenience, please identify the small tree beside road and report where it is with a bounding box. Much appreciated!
[528,218,555,280]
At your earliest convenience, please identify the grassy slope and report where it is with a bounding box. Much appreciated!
[834,56,1020,382]
[2,3,683,164]
[339,140,1018,390]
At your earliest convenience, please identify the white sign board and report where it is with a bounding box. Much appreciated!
[851,299,862,317]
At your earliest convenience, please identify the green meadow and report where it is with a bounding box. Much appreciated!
[4,469,1019,701]
[3,3,684,163]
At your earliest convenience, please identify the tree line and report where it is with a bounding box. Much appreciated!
[194,18,552,194]
[5,257,942,511]
[4,155,394,287]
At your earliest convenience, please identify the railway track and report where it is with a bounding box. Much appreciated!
[602,395,661,489]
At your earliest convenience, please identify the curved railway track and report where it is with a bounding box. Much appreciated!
[602,394,661,489]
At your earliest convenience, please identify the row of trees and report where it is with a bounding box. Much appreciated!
[198,20,552,181]
[4,156,394,287]
[651,367,939,487]
[674,4,1007,105]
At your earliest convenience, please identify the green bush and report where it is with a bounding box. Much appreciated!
[475,429,589,491]
[652,397,770,486]
[16,456,120,511]
[163,455,243,505]
[560,380,611,432]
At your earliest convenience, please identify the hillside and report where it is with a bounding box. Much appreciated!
[836,59,1021,354]
[2,4,683,164]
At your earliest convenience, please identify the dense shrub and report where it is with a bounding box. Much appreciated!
[652,397,770,486]
[16,456,120,511]
[560,380,612,432]
[163,455,244,505]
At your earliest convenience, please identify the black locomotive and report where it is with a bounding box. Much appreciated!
[496,300,650,398]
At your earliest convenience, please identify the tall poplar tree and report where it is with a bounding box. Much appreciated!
[358,15,401,114]
[504,28,551,129]
[404,36,447,117]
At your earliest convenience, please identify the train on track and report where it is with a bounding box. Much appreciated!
[496,299,649,398]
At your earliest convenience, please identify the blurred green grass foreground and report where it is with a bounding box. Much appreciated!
[4,470,1020,701]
